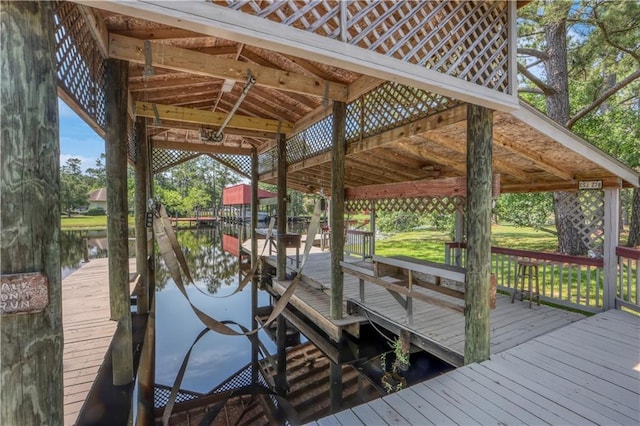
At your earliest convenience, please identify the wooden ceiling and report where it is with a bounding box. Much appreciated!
[68,2,638,194]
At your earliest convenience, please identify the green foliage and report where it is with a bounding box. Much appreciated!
[496,193,554,232]
[86,207,105,216]
[377,211,423,233]
[60,158,89,215]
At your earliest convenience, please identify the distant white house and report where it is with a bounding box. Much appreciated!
[87,188,107,210]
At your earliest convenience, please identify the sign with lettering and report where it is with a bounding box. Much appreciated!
[578,180,603,190]
[1,273,49,315]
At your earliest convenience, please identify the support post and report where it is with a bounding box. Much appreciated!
[603,187,620,310]
[1,3,63,423]
[275,315,288,396]
[464,104,493,365]
[135,118,149,314]
[136,295,155,425]
[251,149,259,268]
[251,277,259,384]
[105,58,133,385]
[329,362,343,414]
[455,209,464,266]
[331,101,347,319]
[276,133,287,280]
[369,202,376,257]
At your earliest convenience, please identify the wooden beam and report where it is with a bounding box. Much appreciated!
[153,140,252,156]
[260,105,468,177]
[491,131,572,181]
[346,177,467,200]
[83,1,519,112]
[425,132,531,182]
[603,188,620,310]
[147,121,275,140]
[135,101,293,134]
[331,101,346,320]
[104,58,133,385]
[134,118,149,314]
[1,3,63,423]
[502,176,622,193]
[464,104,493,365]
[77,4,109,57]
[276,133,287,281]
[511,102,639,188]
[108,33,348,101]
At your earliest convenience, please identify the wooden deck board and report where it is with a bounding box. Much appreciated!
[62,257,136,426]
[313,310,640,425]
[263,251,583,365]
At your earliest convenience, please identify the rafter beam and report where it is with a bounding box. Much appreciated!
[108,33,349,101]
[346,177,467,200]
[259,105,468,179]
[153,139,252,156]
[424,133,531,182]
[135,101,293,134]
[147,121,275,139]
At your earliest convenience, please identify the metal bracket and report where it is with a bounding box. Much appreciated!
[151,103,162,126]
[143,40,154,78]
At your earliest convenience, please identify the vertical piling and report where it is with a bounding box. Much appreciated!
[330,101,346,319]
[276,133,287,280]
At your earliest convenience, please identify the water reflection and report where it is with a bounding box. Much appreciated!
[60,230,113,279]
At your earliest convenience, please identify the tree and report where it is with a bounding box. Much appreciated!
[518,0,640,254]
[60,157,89,215]
[85,153,106,189]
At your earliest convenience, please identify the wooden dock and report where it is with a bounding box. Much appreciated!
[62,257,136,425]
[312,308,640,425]
[261,252,583,366]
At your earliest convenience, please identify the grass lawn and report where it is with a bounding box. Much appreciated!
[61,215,135,230]
[374,224,558,263]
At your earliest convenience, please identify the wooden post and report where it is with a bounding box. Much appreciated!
[0,3,63,423]
[464,104,493,365]
[136,295,155,425]
[276,133,287,280]
[603,187,620,310]
[455,209,464,266]
[251,277,259,384]
[275,315,288,395]
[251,149,259,268]
[331,101,347,319]
[329,361,343,413]
[135,118,149,314]
[82,237,90,263]
[105,58,133,385]
[369,202,376,257]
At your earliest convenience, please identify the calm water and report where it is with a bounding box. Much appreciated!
[62,224,452,421]
[153,226,276,392]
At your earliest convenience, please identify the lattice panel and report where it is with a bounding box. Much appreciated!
[218,0,510,92]
[557,191,605,252]
[54,2,107,130]
[152,149,200,174]
[211,154,252,177]
[346,196,465,215]
[259,82,461,176]
[361,82,458,139]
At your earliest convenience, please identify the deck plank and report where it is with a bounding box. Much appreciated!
[313,310,640,425]
[62,257,136,426]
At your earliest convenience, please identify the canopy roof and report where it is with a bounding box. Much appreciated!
[59,1,638,194]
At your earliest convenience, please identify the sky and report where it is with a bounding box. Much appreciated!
[59,98,104,171]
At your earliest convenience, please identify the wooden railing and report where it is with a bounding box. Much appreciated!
[445,242,604,313]
[344,229,374,260]
[616,246,640,312]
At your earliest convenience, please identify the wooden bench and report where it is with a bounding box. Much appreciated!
[342,255,496,321]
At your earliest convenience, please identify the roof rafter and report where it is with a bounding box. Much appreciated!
[108,33,349,101]
[135,101,293,134]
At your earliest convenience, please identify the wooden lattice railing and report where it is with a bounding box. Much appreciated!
[445,242,640,313]
[616,246,640,312]
[445,242,605,313]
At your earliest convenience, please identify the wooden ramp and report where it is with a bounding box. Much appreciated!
[62,257,136,425]
[262,252,583,365]
[311,309,640,425]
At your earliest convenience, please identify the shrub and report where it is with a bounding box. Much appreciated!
[87,207,106,216]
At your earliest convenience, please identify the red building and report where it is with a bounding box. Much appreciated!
[221,184,276,222]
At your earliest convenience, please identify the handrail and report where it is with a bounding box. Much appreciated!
[616,246,640,260]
